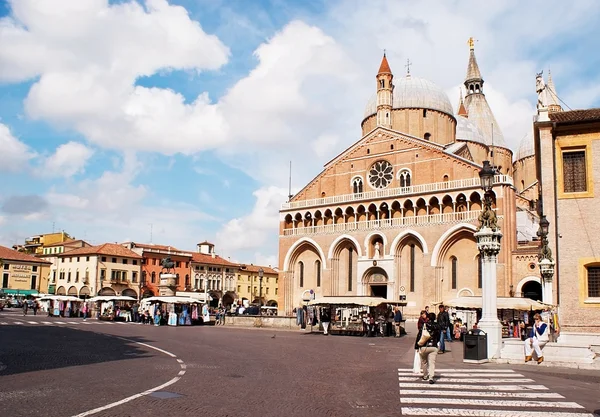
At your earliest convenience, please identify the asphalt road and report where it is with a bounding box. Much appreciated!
[1,311,599,417]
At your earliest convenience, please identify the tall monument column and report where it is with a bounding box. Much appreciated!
[474,161,503,359]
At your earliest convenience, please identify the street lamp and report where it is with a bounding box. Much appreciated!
[258,268,264,315]
[537,215,554,303]
[474,160,503,360]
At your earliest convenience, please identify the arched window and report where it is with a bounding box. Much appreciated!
[451,257,457,290]
[348,247,353,291]
[477,255,482,289]
[380,79,384,88]
[141,271,147,285]
[424,132,431,141]
[443,174,449,182]
[423,109,427,118]
[399,169,412,187]
[185,274,190,286]
[151,271,156,283]
[299,261,304,287]
[176,273,180,285]
[315,260,321,287]
[352,177,364,194]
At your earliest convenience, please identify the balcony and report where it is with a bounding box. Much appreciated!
[282,210,502,236]
[281,175,513,211]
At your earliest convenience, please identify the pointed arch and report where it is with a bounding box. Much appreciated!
[515,276,542,297]
[283,237,327,271]
[327,234,363,259]
[389,230,429,255]
[430,223,478,267]
[363,231,388,255]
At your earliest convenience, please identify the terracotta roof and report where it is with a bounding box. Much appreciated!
[0,245,52,264]
[549,109,600,124]
[197,240,214,246]
[126,242,187,253]
[45,239,89,248]
[191,252,236,267]
[239,264,278,275]
[378,53,392,74]
[57,243,142,259]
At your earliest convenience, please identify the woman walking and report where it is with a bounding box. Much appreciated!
[415,312,441,384]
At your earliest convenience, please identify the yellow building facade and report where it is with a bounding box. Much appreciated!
[236,264,279,307]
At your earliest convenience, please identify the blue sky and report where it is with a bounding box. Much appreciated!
[1,0,600,267]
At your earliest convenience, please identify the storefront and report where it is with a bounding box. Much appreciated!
[1,245,51,296]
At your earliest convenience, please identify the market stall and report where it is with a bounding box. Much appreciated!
[308,296,407,336]
[436,296,555,339]
[38,295,82,317]
[140,296,204,326]
[87,295,137,321]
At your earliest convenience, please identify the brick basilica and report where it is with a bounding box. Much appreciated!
[278,41,555,317]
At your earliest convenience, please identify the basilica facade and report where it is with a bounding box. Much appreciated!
[278,43,552,317]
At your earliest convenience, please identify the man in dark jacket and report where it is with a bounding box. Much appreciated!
[437,304,450,353]
[415,312,441,384]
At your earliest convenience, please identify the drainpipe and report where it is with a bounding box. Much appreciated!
[551,122,560,305]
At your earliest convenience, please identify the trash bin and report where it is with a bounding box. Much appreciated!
[463,330,488,363]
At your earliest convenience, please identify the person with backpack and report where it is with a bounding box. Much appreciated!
[415,312,441,384]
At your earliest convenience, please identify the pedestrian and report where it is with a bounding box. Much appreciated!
[415,312,441,384]
[82,302,88,321]
[321,307,331,335]
[32,300,38,316]
[524,313,549,364]
[417,309,428,330]
[393,307,403,337]
[437,304,450,353]
[22,300,28,316]
[445,307,452,341]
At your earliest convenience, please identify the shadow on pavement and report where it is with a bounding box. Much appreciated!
[0,325,153,376]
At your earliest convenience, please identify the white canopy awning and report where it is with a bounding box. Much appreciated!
[308,296,406,307]
[39,295,81,302]
[87,295,137,302]
[175,291,212,302]
[142,296,202,304]
[439,296,552,311]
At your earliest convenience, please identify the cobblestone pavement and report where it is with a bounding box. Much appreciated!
[0,315,598,417]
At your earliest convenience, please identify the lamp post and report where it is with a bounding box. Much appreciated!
[258,268,264,315]
[537,215,555,303]
[474,160,503,359]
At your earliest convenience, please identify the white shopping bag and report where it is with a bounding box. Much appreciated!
[412,349,421,374]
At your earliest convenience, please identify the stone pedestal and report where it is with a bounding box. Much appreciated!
[475,226,503,359]
[159,273,176,296]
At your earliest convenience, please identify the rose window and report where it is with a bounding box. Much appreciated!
[368,160,394,189]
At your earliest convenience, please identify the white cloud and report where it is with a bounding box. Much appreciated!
[41,141,94,178]
[215,186,288,256]
[0,123,36,172]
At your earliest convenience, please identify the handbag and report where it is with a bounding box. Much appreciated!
[412,350,422,374]
[417,327,431,346]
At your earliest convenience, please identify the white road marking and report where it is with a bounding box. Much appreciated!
[41,321,53,325]
[398,372,525,378]
[399,390,564,399]
[67,321,79,324]
[398,368,516,373]
[401,408,595,417]
[399,383,549,391]
[397,377,534,383]
[12,321,23,325]
[400,398,583,408]
[55,322,68,325]
[70,337,186,417]
[0,322,8,325]
[27,321,38,324]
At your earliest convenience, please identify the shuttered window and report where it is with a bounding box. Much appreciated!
[563,151,587,193]
[588,267,600,298]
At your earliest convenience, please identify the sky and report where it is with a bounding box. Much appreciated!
[1,0,600,267]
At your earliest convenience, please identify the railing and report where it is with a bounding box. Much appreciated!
[282,210,502,236]
[281,175,513,210]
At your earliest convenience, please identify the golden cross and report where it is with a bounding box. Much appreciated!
[468,37,475,50]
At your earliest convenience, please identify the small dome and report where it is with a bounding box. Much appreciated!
[364,75,454,119]
[456,116,485,144]
[515,132,534,161]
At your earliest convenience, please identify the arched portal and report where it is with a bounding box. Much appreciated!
[222,291,236,307]
[56,286,66,296]
[362,267,389,299]
[99,287,116,296]
[122,288,138,299]
[521,280,543,301]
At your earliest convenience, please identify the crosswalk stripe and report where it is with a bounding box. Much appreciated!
[12,321,23,325]
[67,321,79,324]
[399,390,564,399]
[398,377,534,383]
[55,322,68,325]
[398,368,516,373]
[400,398,583,408]
[400,408,595,417]
[398,372,525,378]
[41,321,53,325]
[27,321,37,324]
[0,322,8,325]
[398,383,549,391]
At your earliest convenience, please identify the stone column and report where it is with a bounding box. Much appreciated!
[474,226,503,359]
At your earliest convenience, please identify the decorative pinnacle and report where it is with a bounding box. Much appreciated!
[468,37,475,50]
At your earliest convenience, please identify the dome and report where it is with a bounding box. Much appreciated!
[456,116,485,144]
[364,75,454,119]
[515,132,534,161]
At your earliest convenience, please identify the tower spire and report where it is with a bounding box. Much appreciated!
[376,52,393,128]
[546,70,562,113]
[465,37,483,95]
[457,88,468,117]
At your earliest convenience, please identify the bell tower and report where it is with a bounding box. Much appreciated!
[376,53,393,128]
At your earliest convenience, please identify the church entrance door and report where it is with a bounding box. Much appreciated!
[370,284,387,299]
